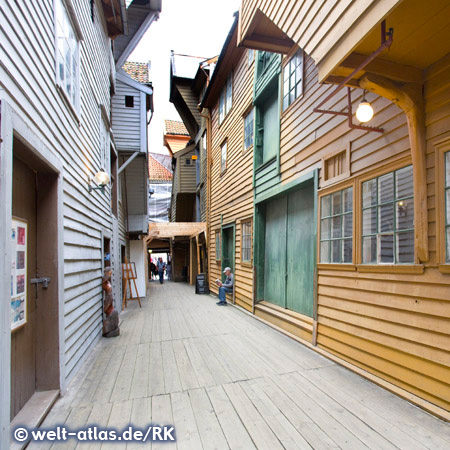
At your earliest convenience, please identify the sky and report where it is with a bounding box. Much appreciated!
[129,0,241,155]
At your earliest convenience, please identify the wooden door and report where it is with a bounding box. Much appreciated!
[221,226,235,276]
[263,196,287,307]
[11,157,37,419]
[261,94,279,164]
[286,183,315,317]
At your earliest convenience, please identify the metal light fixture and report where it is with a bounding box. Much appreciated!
[356,90,374,123]
[89,169,110,194]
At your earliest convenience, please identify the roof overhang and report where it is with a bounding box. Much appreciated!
[146,222,207,242]
[100,0,127,39]
[238,8,295,54]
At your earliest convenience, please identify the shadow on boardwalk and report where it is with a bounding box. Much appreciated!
[29,282,450,449]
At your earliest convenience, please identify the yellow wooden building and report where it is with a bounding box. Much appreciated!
[198,0,450,419]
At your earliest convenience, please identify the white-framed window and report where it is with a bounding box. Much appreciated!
[248,49,255,66]
[55,0,80,110]
[362,165,414,264]
[99,115,110,172]
[241,220,252,263]
[445,151,450,261]
[244,108,254,151]
[215,230,221,261]
[221,141,227,173]
[283,49,303,111]
[320,187,353,263]
[219,73,233,124]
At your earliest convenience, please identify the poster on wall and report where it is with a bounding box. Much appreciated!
[11,218,27,331]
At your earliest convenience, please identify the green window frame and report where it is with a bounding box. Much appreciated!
[362,165,414,264]
[320,187,353,263]
[215,230,221,261]
[244,108,254,151]
[445,152,450,261]
[282,49,303,111]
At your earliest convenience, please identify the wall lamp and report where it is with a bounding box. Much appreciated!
[356,90,374,123]
[89,169,110,194]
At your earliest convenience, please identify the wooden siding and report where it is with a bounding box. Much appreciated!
[111,79,141,152]
[239,0,401,80]
[209,49,255,312]
[0,0,119,384]
[179,150,197,192]
[315,52,450,413]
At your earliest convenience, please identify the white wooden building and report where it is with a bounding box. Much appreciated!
[0,0,160,446]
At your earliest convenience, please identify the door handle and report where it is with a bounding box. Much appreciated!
[31,277,51,288]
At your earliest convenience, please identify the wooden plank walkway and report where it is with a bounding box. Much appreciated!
[29,282,450,449]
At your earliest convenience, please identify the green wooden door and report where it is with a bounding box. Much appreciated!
[286,183,315,317]
[222,225,235,278]
[263,196,287,307]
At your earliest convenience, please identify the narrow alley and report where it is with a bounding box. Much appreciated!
[29,283,450,450]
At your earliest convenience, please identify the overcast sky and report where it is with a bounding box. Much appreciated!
[129,0,241,155]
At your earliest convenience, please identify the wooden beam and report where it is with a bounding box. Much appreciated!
[359,73,428,262]
[146,222,206,241]
[196,236,201,275]
[340,53,423,84]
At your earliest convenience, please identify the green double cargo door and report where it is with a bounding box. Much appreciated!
[264,182,315,317]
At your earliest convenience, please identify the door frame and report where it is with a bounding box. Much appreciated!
[221,222,235,278]
[253,169,319,317]
[0,100,65,446]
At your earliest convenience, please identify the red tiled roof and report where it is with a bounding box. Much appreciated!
[164,119,189,136]
[122,61,150,83]
[149,154,173,181]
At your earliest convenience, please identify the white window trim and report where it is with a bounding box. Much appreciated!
[54,0,82,114]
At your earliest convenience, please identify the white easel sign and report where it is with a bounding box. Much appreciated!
[11,218,27,331]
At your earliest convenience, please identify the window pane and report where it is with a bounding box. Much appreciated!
[321,218,330,240]
[362,179,377,208]
[446,227,450,262]
[343,187,352,212]
[363,207,377,235]
[320,241,330,263]
[379,172,394,203]
[396,199,414,230]
[331,240,341,263]
[332,216,341,238]
[379,204,394,232]
[343,239,352,263]
[332,191,341,215]
[380,234,394,263]
[446,189,450,225]
[397,231,414,263]
[343,213,352,237]
[283,95,289,111]
[321,195,331,217]
[396,165,414,198]
[363,236,377,263]
[445,152,450,187]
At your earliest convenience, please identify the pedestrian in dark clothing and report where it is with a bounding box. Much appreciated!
[156,257,166,284]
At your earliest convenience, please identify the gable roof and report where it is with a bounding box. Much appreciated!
[123,61,150,83]
[164,120,189,136]
[148,154,173,181]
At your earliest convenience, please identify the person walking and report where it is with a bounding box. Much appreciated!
[166,261,172,281]
[216,267,233,305]
[156,257,166,284]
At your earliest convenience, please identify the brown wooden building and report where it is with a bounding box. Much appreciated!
[197,0,450,419]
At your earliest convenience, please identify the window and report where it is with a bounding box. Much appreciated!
[202,131,207,153]
[221,141,227,173]
[55,0,80,110]
[362,165,414,264]
[241,220,252,263]
[219,73,233,124]
[99,116,110,172]
[445,152,450,261]
[244,108,254,151]
[125,96,134,108]
[215,231,221,261]
[185,158,191,165]
[283,49,303,111]
[320,187,353,263]
[248,49,254,66]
